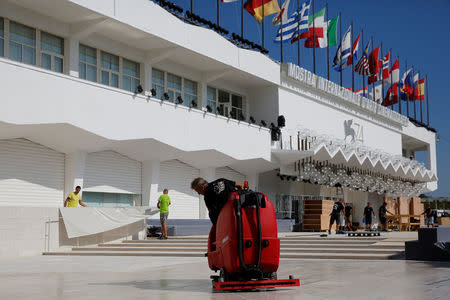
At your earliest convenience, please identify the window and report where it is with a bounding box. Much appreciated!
[207,87,217,113]
[207,87,245,120]
[0,18,4,57]
[79,44,97,82]
[40,31,64,73]
[9,21,36,65]
[152,68,165,100]
[100,51,119,88]
[122,58,140,92]
[167,73,182,103]
[82,192,139,207]
[184,79,197,107]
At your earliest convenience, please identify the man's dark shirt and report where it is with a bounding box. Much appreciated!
[331,202,344,215]
[379,205,387,217]
[364,206,373,217]
[203,178,236,224]
[345,206,352,218]
[425,207,433,217]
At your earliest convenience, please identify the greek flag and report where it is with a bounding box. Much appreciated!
[275,0,310,43]
[274,11,300,43]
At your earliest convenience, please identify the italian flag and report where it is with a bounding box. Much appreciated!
[302,8,338,48]
[245,0,281,24]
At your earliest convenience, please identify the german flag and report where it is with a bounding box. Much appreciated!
[245,0,281,23]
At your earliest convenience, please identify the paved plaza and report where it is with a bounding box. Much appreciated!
[0,255,449,300]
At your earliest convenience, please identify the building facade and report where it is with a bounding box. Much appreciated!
[0,0,437,255]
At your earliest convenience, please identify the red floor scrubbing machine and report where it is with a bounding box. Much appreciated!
[207,184,300,291]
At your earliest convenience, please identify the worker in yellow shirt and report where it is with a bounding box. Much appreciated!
[64,186,88,207]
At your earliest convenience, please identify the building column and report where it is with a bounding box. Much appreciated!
[246,173,259,191]
[68,38,79,77]
[199,167,215,219]
[200,81,208,109]
[142,160,160,207]
[64,152,87,202]
[144,60,152,93]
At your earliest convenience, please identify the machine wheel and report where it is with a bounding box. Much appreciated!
[219,268,228,282]
[269,272,277,280]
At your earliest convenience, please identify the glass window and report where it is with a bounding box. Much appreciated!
[100,51,119,88]
[183,79,197,107]
[0,18,4,57]
[207,87,217,113]
[218,90,230,117]
[79,44,97,82]
[9,21,36,65]
[167,73,182,103]
[82,192,135,207]
[152,68,165,100]
[231,95,244,120]
[40,32,64,73]
[122,58,140,92]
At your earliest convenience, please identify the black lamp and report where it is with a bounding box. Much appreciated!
[277,115,286,128]
[151,88,157,97]
[191,100,197,108]
[260,120,267,127]
[163,92,169,100]
[206,105,212,113]
[230,110,237,119]
[217,106,223,115]
[176,95,183,104]
[249,116,256,124]
[239,112,245,121]
[135,84,143,94]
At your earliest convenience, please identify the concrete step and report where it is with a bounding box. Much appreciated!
[122,239,379,245]
[43,251,402,260]
[72,247,401,255]
[99,243,404,249]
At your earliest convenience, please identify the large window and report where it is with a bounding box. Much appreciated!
[0,18,4,57]
[122,58,140,92]
[9,21,36,65]
[82,192,140,207]
[40,31,64,73]
[151,69,198,107]
[79,44,97,82]
[208,87,245,120]
[100,51,119,88]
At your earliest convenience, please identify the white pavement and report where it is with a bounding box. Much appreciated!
[0,255,449,300]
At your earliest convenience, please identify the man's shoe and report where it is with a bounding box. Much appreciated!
[164,236,168,240]
[158,236,163,240]
[328,230,331,234]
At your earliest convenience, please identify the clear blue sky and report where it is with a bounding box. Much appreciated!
[165,0,449,197]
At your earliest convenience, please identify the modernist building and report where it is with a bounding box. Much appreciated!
[0,0,437,255]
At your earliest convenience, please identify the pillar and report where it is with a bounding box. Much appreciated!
[199,167,215,219]
[246,173,259,191]
[200,81,208,109]
[142,160,160,207]
[64,152,87,202]
[68,38,79,77]
[144,59,152,93]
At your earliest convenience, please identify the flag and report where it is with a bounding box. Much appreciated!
[355,41,371,75]
[390,59,399,83]
[413,73,419,99]
[272,0,290,26]
[346,33,360,66]
[274,11,301,43]
[368,46,380,75]
[370,84,383,104]
[333,25,352,71]
[382,82,399,106]
[301,8,338,48]
[222,0,239,2]
[290,0,311,43]
[381,52,390,85]
[414,78,425,100]
[355,86,369,98]
[367,60,382,84]
[245,0,281,23]
[400,68,414,100]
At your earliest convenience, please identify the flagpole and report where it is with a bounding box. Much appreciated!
[381,42,384,102]
[326,2,329,80]
[339,12,342,86]
[389,48,393,110]
[426,74,429,126]
[406,60,409,118]
[280,3,284,63]
[241,0,244,37]
[297,0,301,66]
[371,36,375,101]
[412,65,416,120]
[419,70,423,123]
[351,22,354,91]
[362,29,365,97]
[262,0,265,49]
[398,55,401,114]
[217,0,220,26]
[312,0,316,74]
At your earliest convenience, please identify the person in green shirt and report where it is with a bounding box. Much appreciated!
[157,189,171,239]
[64,186,88,207]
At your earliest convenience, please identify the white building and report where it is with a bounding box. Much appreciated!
[0,0,437,256]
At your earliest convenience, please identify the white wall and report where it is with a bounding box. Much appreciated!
[278,88,403,155]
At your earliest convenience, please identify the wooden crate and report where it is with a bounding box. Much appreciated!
[302,199,335,231]
[384,196,398,215]
[410,197,424,215]
[398,197,409,224]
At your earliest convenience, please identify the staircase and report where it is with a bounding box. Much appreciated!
[43,236,406,260]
